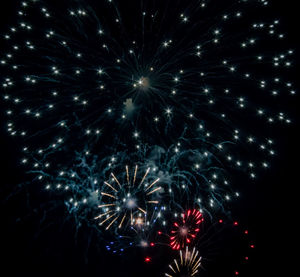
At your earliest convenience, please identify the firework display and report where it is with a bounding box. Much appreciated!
[0,0,295,275]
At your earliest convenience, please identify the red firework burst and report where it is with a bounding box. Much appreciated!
[170,209,203,250]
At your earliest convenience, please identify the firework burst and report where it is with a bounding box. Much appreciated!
[0,0,294,219]
[96,165,162,231]
[170,209,203,250]
[165,246,202,277]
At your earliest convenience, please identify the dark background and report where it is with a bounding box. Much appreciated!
[0,1,298,276]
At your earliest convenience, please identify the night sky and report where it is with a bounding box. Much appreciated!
[0,1,299,276]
